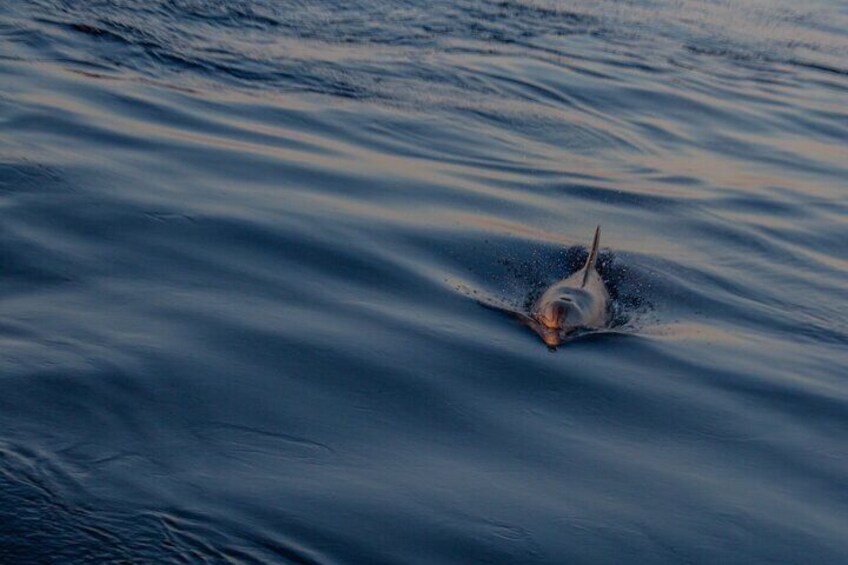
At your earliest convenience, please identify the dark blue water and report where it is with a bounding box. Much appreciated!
[2,0,847,562]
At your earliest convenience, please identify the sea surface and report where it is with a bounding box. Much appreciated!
[1,0,847,562]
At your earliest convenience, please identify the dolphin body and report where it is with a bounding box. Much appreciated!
[519,226,609,348]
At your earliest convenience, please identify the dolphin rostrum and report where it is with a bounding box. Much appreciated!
[524,225,609,347]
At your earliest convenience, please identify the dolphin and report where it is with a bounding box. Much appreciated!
[471,225,610,348]
[527,225,609,347]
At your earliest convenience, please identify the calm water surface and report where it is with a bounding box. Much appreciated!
[1,0,847,562]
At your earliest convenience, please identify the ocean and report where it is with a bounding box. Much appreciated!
[1,0,847,562]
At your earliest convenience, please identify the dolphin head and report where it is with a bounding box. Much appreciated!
[535,299,568,329]
[529,290,594,348]
[535,292,587,329]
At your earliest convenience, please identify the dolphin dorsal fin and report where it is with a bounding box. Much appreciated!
[580,225,601,288]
